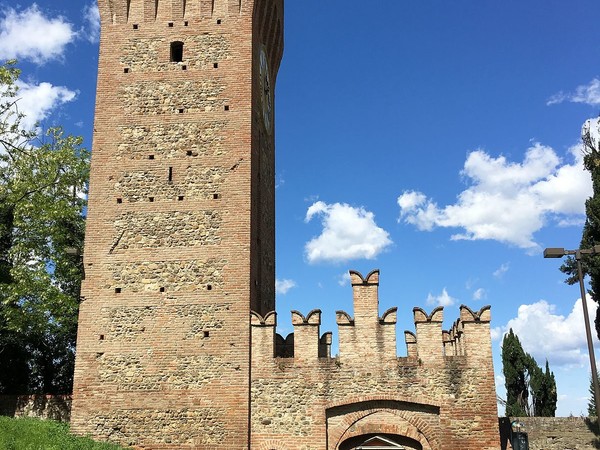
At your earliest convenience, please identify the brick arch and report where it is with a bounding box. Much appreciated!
[326,401,441,450]
[255,439,287,450]
[326,394,441,410]
[336,411,431,450]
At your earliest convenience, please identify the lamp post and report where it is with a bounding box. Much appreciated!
[544,245,600,428]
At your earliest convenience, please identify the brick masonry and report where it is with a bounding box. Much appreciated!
[70,0,503,449]
[71,0,282,448]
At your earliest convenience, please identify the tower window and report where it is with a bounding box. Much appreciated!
[168,22,174,27]
[170,41,184,63]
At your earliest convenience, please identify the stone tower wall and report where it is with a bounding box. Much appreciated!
[71,0,283,448]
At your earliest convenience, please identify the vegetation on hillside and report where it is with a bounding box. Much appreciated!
[0,60,90,394]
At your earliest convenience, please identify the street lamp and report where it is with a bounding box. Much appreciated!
[544,245,600,428]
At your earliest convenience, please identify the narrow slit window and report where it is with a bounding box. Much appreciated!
[213,63,218,69]
[168,167,173,182]
[213,193,219,199]
[207,284,212,291]
[224,105,229,111]
[184,21,189,27]
[170,41,184,63]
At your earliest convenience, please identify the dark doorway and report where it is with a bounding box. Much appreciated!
[339,433,423,450]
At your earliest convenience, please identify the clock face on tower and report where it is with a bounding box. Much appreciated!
[259,45,273,134]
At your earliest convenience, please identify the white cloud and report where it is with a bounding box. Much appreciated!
[426,288,456,307]
[547,78,600,106]
[275,278,296,295]
[337,272,351,286]
[490,327,502,342]
[14,79,77,129]
[473,288,486,301]
[499,297,598,367]
[0,4,76,64]
[304,201,392,264]
[398,143,591,251]
[493,263,509,278]
[82,3,100,44]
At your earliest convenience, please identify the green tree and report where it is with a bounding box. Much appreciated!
[502,329,529,416]
[560,117,600,340]
[502,329,557,417]
[0,60,89,394]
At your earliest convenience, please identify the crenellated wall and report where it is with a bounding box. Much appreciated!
[250,270,500,450]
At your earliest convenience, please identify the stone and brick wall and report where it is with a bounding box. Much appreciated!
[250,270,501,450]
[71,0,283,448]
[501,417,599,449]
[0,395,72,422]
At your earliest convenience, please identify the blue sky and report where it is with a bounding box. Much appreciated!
[3,1,600,416]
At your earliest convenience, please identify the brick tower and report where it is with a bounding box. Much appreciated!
[71,1,283,448]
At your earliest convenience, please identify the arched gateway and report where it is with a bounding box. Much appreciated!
[340,434,422,450]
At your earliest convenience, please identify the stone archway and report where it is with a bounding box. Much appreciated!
[326,399,440,450]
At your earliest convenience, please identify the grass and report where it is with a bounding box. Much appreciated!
[0,416,125,450]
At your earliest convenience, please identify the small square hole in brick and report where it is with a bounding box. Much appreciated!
[159,287,165,292]
[124,68,130,73]
[115,288,122,294]
[204,331,210,338]
[186,150,193,156]
[148,154,155,160]
[99,335,105,341]
[213,193,219,199]
[178,196,184,201]
[168,22,174,27]
[213,63,218,69]
[216,19,222,24]
[224,105,229,111]
[182,65,187,70]
[117,198,122,204]
[178,108,184,113]
[207,284,212,291]
[149,197,155,202]
[184,21,189,26]
[133,24,139,29]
